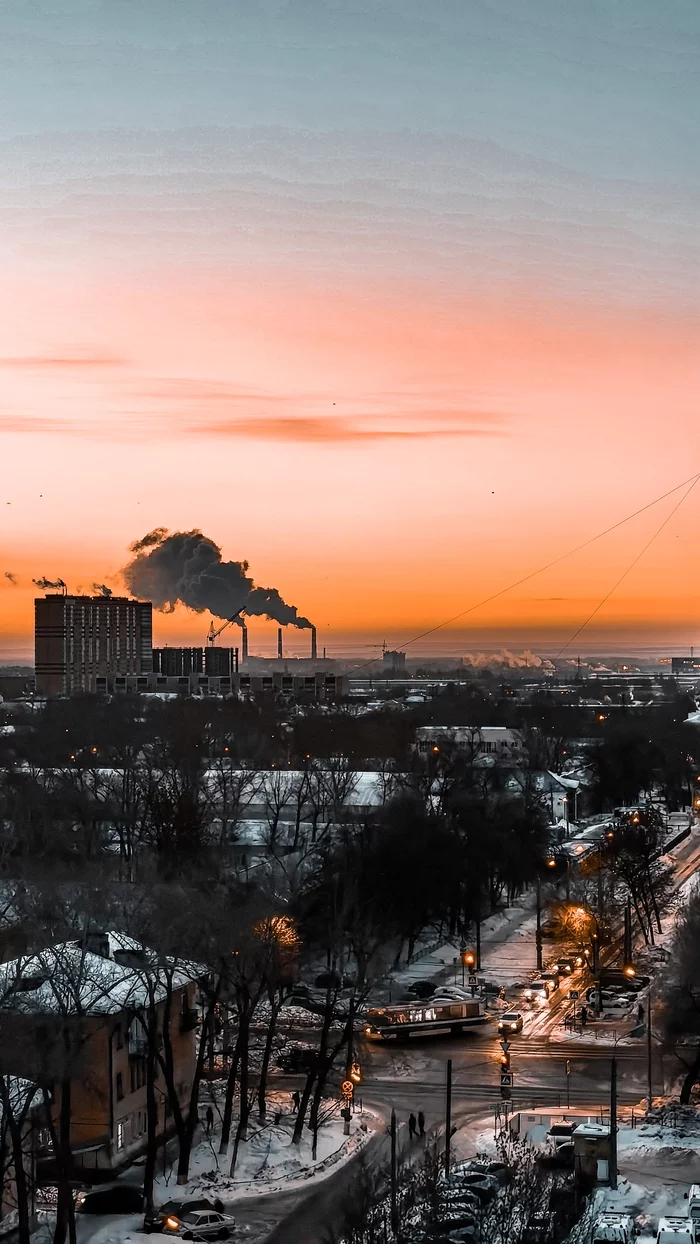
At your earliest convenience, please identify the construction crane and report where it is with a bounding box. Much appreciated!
[207,610,244,646]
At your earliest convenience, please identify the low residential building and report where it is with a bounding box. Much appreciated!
[415,725,525,764]
[0,933,199,1175]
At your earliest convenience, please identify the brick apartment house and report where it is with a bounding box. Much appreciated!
[0,933,200,1176]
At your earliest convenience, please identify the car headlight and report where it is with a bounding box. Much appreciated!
[510,1022,517,1029]
[165,1217,180,1230]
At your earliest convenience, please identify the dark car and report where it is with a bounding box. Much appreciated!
[275,1044,318,1074]
[407,980,436,999]
[75,1185,144,1214]
[554,958,575,975]
[144,1199,222,1235]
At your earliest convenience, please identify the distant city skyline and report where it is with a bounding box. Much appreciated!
[2,2,699,655]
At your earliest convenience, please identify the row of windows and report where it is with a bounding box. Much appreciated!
[115,1057,150,1102]
[116,1109,147,1151]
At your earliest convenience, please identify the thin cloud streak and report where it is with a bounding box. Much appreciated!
[194,415,508,442]
[0,354,128,369]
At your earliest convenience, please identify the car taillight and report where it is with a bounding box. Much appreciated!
[165,1217,180,1229]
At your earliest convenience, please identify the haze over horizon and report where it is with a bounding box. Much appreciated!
[2,1,700,657]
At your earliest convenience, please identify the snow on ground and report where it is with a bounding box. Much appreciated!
[153,1092,380,1204]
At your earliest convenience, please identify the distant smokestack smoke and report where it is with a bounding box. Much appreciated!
[277,628,283,659]
[4,572,17,585]
[33,576,66,592]
[311,626,317,661]
[122,528,312,629]
[92,583,112,597]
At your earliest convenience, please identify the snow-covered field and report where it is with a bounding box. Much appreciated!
[153,1092,379,1203]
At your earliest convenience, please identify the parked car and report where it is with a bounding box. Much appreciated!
[275,1044,318,1074]
[521,1213,557,1243]
[592,1212,639,1243]
[655,1218,695,1243]
[497,1012,524,1034]
[144,1199,221,1234]
[684,1183,700,1222]
[161,1209,234,1240]
[75,1185,144,1214]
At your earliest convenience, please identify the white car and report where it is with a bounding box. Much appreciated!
[524,980,555,1004]
[162,1210,235,1240]
[592,1212,638,1243]
[656,1218,696,1243]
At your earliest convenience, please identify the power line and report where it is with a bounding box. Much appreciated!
[555,474,700,658]
[359,469,700,668]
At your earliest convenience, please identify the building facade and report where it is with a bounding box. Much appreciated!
[35,594,153,696]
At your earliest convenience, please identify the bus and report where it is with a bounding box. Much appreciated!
[363,999,486,1040]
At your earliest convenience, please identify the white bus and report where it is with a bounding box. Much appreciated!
[363,999,486,1040]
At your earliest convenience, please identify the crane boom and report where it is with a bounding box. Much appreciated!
[207,610,244,646]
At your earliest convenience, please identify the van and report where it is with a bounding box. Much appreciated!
[656,1217,696,1243]
[592,1212,638,1243]
[685,1185,700,1223]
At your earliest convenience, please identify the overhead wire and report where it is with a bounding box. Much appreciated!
[555,474,700,658]
[357,469,700,669]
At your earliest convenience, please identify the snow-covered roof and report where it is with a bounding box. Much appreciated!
[0,932,200,1017]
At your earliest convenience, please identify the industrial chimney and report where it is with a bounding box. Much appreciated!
[311,626,317,661]
[277,627,283,659]
[241,622,248,663]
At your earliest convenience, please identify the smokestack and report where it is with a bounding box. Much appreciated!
[277,627,283,659]
[311,626,317,661]
[241,622,248,663]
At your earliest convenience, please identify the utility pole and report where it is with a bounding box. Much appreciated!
[476,915,481,971]
[535,876,543,972]
[445,1059,453,1178]
[647,985,653,1111]
[623,901,633,966]
[609,1056,618,1191]
[390,1109,398,1237]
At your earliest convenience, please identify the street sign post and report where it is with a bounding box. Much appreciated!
[500,1071,513,1100]
[569,989,579,1001]
[499,1039,511,1054]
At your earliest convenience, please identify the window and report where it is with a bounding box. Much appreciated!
[130,1058,146,1094]
[116,1073,124,1102]
[116,1121,126,1151]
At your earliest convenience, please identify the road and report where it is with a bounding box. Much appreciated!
[242,830,700,1242]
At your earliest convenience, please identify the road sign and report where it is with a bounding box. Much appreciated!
[499,1039,511,1054]
[467,974,478,986]
[500,1071,513,1088]
[569,990,580,1000]
[341,1080,354,1099]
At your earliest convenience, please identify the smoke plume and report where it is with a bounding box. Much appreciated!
[33,576,66,590]
[4,572,17,585]
[92,583,113,597]
[123,528,312,628]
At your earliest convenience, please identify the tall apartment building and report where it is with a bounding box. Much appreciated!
[35,594,153,696]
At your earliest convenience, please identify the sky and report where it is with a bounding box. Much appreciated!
[1,0,700,661]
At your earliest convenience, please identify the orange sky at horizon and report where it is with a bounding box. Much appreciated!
[1,269,700,658]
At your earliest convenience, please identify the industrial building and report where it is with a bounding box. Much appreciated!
[98,669,347,699]
[152,646,239,677]
[35,593,153,696]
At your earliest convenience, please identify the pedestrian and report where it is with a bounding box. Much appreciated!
[205,1105,214,1134]
[408,1113,417,1139]
[580,1004,588,1028]
[637,1002,644,1024]
[418,1111,425,1137]
[292,1090,300,1112]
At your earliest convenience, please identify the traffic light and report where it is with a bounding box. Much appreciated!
[500,1051,511,1071]
[462,949,476,969]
